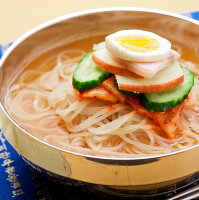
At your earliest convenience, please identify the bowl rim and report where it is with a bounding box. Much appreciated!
[1,7,199,161]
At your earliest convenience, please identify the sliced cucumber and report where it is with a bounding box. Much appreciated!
[114,79,138,95]
[141,67,194,112]
[118,89,139,95]
[72,52,109,91]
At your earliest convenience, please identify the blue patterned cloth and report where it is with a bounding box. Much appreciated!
[0,11,199,200]
[184,10,199,19]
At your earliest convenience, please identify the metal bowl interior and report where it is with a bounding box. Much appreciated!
[0,7,199,194]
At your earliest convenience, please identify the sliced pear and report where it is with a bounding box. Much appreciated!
[115,60,184,93]
[92,49,143,78]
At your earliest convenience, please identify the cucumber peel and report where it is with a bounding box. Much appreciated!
[140,67,194,112]
[72,52,109,91]
[115,80,138,95]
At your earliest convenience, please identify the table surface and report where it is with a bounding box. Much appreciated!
[1,0,199,43]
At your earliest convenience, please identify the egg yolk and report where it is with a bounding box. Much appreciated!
[116,35,160,52]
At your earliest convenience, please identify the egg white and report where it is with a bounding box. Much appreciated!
[105,30,171,62]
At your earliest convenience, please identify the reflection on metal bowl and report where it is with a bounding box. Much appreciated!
[0,7,199,198]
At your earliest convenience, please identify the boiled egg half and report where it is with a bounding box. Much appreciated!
[105,30,171,62]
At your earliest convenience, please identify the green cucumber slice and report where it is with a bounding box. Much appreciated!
[72,52,109,91]
[141,67,194,112]
[114,79,138,95]
[118,89,138,95]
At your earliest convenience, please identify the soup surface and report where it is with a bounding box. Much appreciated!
[5,35,199,157]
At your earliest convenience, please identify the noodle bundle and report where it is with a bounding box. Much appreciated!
[5,45,199,157]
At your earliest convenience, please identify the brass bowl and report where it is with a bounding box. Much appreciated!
[0,7,199,198]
